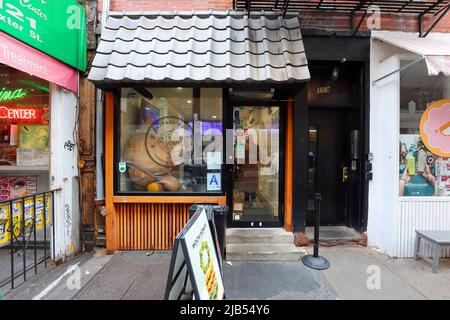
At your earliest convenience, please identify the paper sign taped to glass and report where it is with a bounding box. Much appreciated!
[206,152,222,170]
[16,148,50,166]
[399,134,450,197]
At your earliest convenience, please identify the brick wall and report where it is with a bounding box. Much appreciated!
[300,11,450,33]
[100,0,232,11]
[102,0,449,33]
[304,11,449,32]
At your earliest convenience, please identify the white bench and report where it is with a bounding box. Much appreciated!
[414,230,450,273]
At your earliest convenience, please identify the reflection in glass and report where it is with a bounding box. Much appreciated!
[118,88,223,194]
[232,106,280,222]
[399,60,450,197]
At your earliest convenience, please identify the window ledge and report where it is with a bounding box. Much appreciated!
[113,195,226,204]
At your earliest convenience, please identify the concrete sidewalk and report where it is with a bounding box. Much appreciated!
[1,248,112,300]
[224,261,336,299]
[2,244,449,300]
[318,245,450,300]
[72,251,337,300]
[73,251,170,300]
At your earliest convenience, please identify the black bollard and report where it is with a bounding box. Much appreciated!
[302,193,330,270]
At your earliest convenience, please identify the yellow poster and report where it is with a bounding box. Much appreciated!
[24,197,36,234]
[11,200,23,241]
[0,200,23,246]
[0,203,9,246]
[45,194,53,226]
[45,194,51,227]
[24,195,51,232]
[34,196,47,230]
[0,194,52,246]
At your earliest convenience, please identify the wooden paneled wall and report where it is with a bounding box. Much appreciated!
[117,203,191,250]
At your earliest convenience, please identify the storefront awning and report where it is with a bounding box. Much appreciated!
[373,31,450,76]
[0,31,78,93]
[88,11,310,85]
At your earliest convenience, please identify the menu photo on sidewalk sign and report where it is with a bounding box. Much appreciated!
[165,208,224,300]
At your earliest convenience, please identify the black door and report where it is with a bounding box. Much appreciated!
[308,109,348,225]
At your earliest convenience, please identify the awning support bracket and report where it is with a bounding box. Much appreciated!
[316,0,324,9]
[350,0,372,36]
[282,0,291,17]
[419,2,450,37]
[372,57,425,85]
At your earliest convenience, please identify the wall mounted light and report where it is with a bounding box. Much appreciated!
[331,67,339,81]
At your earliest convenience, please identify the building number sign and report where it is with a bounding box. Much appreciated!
[0,0,42,42]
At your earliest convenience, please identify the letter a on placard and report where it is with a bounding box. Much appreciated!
[210,175,218,186]
[207,173,220,191]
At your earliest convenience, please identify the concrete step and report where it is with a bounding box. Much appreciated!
[226,243,305,262]
[226,228,294,244]
[96,234,106,247]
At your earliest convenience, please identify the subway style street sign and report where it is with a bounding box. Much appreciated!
[0,0,86,71]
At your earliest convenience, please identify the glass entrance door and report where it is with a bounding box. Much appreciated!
[228,106,283,227]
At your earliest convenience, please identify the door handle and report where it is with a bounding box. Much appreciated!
[342,167,349,182]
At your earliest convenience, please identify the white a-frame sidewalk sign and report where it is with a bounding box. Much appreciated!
[165,208,224,300]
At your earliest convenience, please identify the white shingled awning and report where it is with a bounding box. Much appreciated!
[88,10,310,85]
[373,31,450,76]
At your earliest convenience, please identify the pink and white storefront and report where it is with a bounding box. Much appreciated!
[0,31,81,261]
[369,31,450,258]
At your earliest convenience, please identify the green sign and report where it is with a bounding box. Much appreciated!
[0,87,27,102]
[0,0,86,71]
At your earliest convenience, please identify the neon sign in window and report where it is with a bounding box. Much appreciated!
[0,106,45,123]
[0,88,28,103]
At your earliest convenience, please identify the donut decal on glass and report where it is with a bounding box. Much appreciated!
[420,99,450,158]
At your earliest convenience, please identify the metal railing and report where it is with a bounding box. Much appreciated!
[0,189,61,290]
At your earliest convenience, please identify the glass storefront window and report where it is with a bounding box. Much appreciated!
[0,64,50,201]
[399,60,450,197]
[118,88,223,194]
[0,64,50,167]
